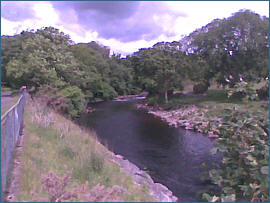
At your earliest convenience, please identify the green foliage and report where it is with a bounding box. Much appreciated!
[70,43,137,100]
[193,82,209,94]
[147,95,164,106]
[256,82,269,100]
[183,10,269,86]
[96,82,118,101]
[2,10,268,115]
[130,44,186,102]
[36,85,86,118]
[2,27,139,117]
[204,108,269,201]
[227,81,258,101]
[59,86,86,117]
[4,28,77,90]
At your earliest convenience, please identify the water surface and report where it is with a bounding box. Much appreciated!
[78,100,221,201]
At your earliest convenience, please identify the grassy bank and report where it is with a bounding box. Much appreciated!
[16,99,155,202]
[156,88,268,119]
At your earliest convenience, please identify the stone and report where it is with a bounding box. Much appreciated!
[111,151,178,202]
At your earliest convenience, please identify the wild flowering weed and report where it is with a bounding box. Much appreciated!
[31,101,54,127]
[42,171,126,202]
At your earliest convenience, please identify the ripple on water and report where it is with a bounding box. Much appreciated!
[78,101,222,201]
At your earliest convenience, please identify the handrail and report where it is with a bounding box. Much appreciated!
[1,91,26,199]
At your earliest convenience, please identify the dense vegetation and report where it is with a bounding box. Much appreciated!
[2,10,269,201]
[2,10,268,115]
[2,28,139,117]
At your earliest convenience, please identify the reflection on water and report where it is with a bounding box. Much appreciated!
[77,100,222,201]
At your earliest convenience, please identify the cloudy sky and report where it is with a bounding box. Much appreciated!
[1,1,269,56]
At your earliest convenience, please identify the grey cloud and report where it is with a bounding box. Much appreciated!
[1,1,36,21]
[51,1,187,42]
[1,1,187,42]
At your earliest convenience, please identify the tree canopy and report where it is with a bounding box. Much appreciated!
[1,10,268,115]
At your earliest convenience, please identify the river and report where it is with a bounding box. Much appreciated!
[77,99,222,201]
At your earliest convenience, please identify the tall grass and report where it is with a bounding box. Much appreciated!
[17,99,155,202]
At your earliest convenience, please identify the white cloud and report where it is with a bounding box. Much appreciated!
[1,1,268,56]
[1,18,21,35]
[167,1,269,37]
[33,2,59,25]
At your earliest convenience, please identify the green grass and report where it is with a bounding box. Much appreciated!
[17,100,155,202]
[1,86,13,92]
[155,88,268,138]
[1,94,20,116]
[162,88,268,118]
[1,86,21,116]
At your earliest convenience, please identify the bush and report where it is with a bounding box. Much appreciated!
[204,108,269,201]
[60,86,86,117]
[35,85,86,118]
[42,171,125,202]
[228,91,246,100]
[227,81,258,101]
[257,85,269,100]
[193,82,209,94]
[147,95,163,106]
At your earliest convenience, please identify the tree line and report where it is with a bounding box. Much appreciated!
[2,27,140,117]
[1,10,268,117]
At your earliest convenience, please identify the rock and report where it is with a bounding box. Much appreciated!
[136,102,222,140]
[115,154,124,159]
[208,132,219,138]
[85,107,95,113]
[111,152,178,202]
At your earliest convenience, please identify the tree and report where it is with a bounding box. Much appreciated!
[131,46,184,103]
[3,27,88,116]
[181,10,269,87]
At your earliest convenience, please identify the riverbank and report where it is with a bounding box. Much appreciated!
[135,89,269,201]
[136,89,268,139]
[113,92,148,102]
[136,103,221,138]
[9,97,176,202]
[109,153,178,202]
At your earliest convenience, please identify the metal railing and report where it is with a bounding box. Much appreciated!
[1,91,26,196]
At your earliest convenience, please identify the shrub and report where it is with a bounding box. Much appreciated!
[162,99,184,110]
[193,82,209,94]
[204,108,269,202]
[257,84,269,100]
[60,86,86,117]
[42,171,126,202]
[42,171,72,202]
[227,81,258,101]
[36,85,87,118]
[147,95,163,106]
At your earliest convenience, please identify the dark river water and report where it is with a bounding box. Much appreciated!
[77,99,222,201]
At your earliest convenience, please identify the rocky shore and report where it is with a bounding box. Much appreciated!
[136,103,222,138]
[109,153,178,202]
